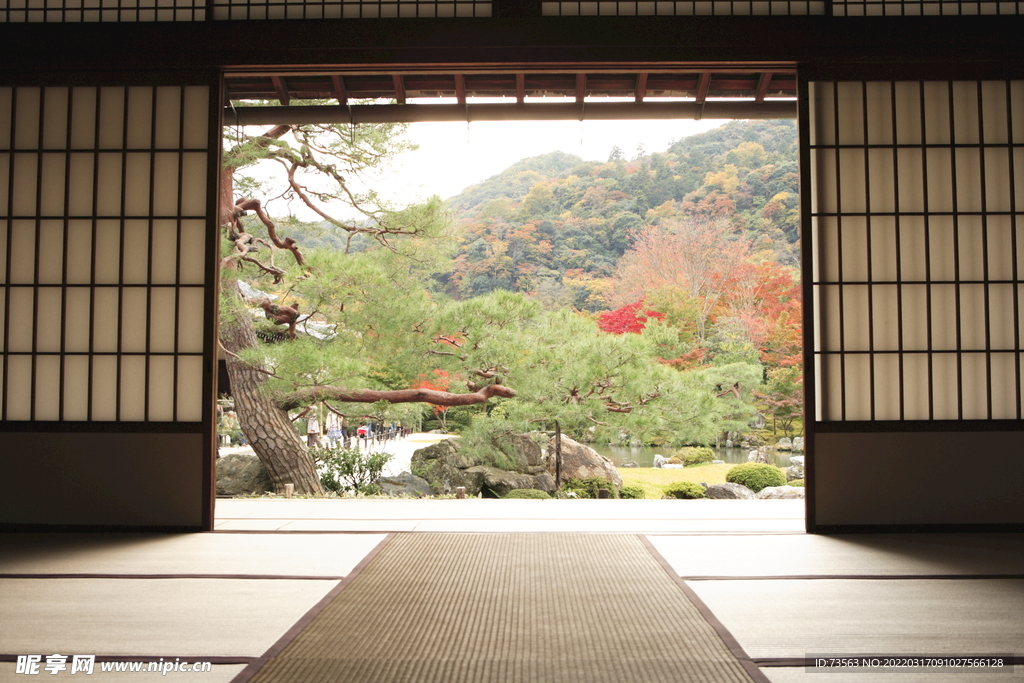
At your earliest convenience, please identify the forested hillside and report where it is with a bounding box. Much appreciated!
[439,119,799,309]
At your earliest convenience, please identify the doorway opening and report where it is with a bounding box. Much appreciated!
[216,67,806,515]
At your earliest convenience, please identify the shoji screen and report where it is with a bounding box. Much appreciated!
[1,86,210,423]
[0,82,218,530]
[805,80,1024,530]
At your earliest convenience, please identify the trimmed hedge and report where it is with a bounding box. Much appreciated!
[726,463,786,493]
[787,479,805,487]
[663,481,707,499]
[619,484,645,499]
[676,446,715,466]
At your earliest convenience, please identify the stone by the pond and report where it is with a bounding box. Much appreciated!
[654,454,668,469]
[549,436,622,487]
[757,485,805,499]
[711,460,725,464]
[705,482,756,499]
[747,449,772,464]
[789,455,805,466]
[376,472,433,498]
[776,437,793,451]
[216,452,272,496]
[792,437,805,452]
[786,465,804,481]
[662,464,684,469]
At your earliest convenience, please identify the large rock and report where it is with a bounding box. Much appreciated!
[531,472,557,495]
[705,482,756,499]
[786,465,804,481]
[376,472,433,498]
[775,437,793,451]
[472,466,541,497]
[757,486,805,499]
[547,436,622,487]
[410,438,480,495]
[512,433,546,469]
[789,455,805,466]
[792,437,805,452]
[216,452,272,496]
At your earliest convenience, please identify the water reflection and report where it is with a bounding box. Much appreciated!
[588,443,794,468]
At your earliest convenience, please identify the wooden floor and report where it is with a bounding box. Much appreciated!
[1,501,1021,682]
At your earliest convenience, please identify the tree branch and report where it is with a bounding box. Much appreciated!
[276,383,517,411]
[218,340,278,378]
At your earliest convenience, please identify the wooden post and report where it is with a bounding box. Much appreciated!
[284,483,294,499]
[554,420,562,490]
[456,486,466,499]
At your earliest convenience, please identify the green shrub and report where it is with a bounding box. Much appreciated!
[455,418,528,471]
[726,463,786,493]
[663,481,707,499]
[666,456,684,465]
[788,478,805,487]
[503,488,551,499]
[619,484,645,499]
[676,446,715,466]
[311,445,392,494]
[560,477,618,499]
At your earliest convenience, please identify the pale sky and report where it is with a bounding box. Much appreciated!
[253,117,731,220]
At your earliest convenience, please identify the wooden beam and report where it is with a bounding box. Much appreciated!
[575,72,586,103]
[392,74,406,104]
[330,74,348,105]
[455,73,466,105]
[516,73,525,103]
[226,100,798,125]
[755,71,773,102]
[635,72,648,103]
[695,72,711,104]
[270,75,290,106]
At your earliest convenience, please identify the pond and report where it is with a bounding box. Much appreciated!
[588,443,797,468]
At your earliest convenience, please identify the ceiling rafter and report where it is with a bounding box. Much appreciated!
[270,75,290,105]
[392,74,406,104]
[694,72,711,104]
[330,75,347,105]
[455,74,466,105]
[635,73,648,103]
[225,68,798,120]
[755,71,774,103]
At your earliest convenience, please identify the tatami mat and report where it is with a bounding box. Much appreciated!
[688,578,1024,660]
[0,578,338,657]
[244,533,758,683]
[0,662,247,682]
[0,533,386,577]
[649,533,1024,577]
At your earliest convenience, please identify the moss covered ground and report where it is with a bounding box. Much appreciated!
[618,463,735,500]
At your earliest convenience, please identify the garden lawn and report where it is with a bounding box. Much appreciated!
[620,463,735,500]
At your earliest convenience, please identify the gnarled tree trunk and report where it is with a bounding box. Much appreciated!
[221,282,324,495]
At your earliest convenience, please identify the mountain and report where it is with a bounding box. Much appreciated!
[438,119,799,309]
